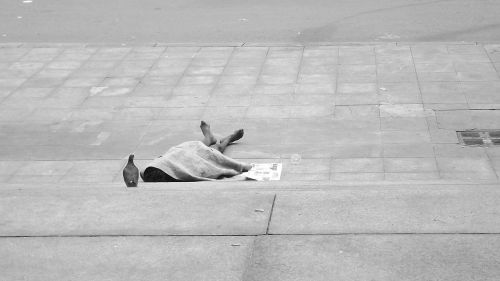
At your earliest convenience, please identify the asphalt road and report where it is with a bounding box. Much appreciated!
[1,0,500,43]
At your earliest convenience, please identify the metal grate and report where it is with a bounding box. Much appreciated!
[457,130,500,146]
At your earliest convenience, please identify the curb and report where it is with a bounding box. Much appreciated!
[2,181,499,192]
[1,41,499,48]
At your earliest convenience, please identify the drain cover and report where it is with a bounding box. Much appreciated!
[457,130,500,146]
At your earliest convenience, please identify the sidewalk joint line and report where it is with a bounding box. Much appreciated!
[245,46,270,122]
[374,45,385,180]
[410,45,443,180]
[202,44,236,118]
[3,232,500,238]
[125,46,169,166]
[265,194,277,234]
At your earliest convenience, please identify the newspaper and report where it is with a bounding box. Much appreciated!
[242,163,282,181]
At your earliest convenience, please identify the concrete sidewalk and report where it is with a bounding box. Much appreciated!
[2,185,500,280]
[1,43,500,184]
[2,42,500,279]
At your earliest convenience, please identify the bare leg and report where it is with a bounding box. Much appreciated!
[208,127,252,171]
[213,129,244,153]
[200,121,217,146]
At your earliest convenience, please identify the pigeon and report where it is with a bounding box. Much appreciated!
[123,154,139,187]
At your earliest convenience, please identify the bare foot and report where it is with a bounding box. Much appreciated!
[200,121,217,146]
[221,129,244,144]
[242,163,253,172]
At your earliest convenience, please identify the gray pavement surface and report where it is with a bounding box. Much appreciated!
[1,236,254,281]
[245,234,500,281]
[3,234,500,281]
[269,188,500,234]
[2,185,500,236]
[2,42,500,280]
[2,0,500,43]
[2,185,500,280]
[1,43,500,183]
[0,189,273,236]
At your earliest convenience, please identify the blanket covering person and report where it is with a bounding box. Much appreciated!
[143,141,248,181]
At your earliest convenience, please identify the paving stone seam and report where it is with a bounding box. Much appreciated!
[0,48,64,103]
[46,48,84,100]
[128,46,169,158]
[262,232,500,236]
[287,45,309,140]
[0,234,259,238]
[60,49,101,109]
[2,182,499,192]
[485,146,500,181]
[240,232,258,281]
[189,46,213,119]
[265,194,277,235]
[167,45,200,103]
[486,48,500,80]
[78,43,132,107]
[247,46,270,122]
[203,43,241,119]
[491,55,500,77]
[1,41,500,49]
[294,45,306,87]
[4,157,500,184]
[2,233,500,238]
[462,80,473,108]
[410,45,442,179]
[374,46,386,180]
[330,47,341,182]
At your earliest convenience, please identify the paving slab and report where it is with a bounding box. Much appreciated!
[331,158,383,173]
[244,234,500,281]
[0,236,253,281]
[269,188,500,234]
[0,44,500,184]
[383,157,438,173]
[436,110,500,130]
[436,157,497,180]
[384,172,441,181]
[382,143,435,158]
[0,189,274,236]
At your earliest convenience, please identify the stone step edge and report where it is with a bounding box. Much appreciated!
[1,41,499,48]
[1,180,499,192]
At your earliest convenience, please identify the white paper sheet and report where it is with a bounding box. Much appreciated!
[242,163,282,181]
